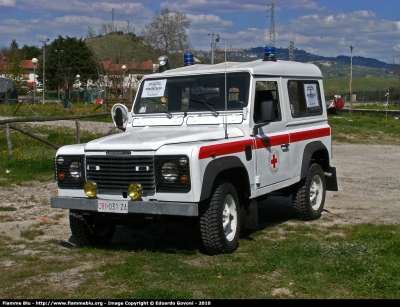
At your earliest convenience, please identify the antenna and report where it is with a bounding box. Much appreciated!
[267,3,275,47]
[224,43,228,139]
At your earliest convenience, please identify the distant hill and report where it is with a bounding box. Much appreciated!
[244,46,396,70]
[194,46,398,80]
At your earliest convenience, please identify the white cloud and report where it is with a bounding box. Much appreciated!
[268,10,400,61]
[188,14,233,27]
[0,0,15,7]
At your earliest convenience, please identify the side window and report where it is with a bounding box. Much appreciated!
[288,80,323,117]
[253,81,281,122]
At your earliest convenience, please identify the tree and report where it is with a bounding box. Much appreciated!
[44,36,100,98]
[85,21,154,99]
[140,6,192,68]
[10,39,19,54]
[19,45,41,60]
[7,53,25,91]
[0,45,11,75]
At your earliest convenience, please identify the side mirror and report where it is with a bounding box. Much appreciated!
[111,103,129,131]
[260,100,276,122]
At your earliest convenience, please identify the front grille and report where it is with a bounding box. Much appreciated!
[86,156,155,194]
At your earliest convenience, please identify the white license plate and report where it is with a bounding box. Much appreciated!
[98,200,128,213]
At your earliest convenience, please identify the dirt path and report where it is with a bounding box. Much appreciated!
[1,142,399,247]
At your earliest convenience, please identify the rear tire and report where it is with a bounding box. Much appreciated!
[199,181,241,255]
[293,163,326,221]
[69,210,116,247]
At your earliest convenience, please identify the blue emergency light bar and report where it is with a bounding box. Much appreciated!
[183,53,194,66]
[263,45,277,61]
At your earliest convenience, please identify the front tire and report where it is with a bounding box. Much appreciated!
[69,210,116,247]
[293,163,326,221]
[199,181,241,255]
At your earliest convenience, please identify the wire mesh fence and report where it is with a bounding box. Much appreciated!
[326,88,400,105]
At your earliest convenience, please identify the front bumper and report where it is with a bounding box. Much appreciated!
[51,196,198,216]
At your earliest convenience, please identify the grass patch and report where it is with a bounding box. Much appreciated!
[0,215,16,222]
[20,228,45,240]
[328,112,400,145]
[0,223,397,299]
[0,116,109,186]
[0,206,17,212]
[2,101,113,118]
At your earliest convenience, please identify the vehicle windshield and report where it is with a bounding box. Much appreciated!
[134,72,250,114]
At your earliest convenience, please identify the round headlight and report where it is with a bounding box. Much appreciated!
[69,161,82,179]
[128,183,142,200]
[161,162,179,182]
[84,181,98,198]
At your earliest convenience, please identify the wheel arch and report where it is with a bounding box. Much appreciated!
[300,141,330,180]
[200,156,250,202]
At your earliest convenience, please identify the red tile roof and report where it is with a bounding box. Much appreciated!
[21,60,37,69]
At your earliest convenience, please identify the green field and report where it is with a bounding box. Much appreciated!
[323,77,398,92]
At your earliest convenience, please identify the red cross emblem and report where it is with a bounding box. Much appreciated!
[270,153,278,169]
[268,149,279,174]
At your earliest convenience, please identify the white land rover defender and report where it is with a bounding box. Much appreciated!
[51,47,338,255]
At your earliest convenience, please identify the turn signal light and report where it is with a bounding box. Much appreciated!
[58,172,66,181]
[181,174,189,184]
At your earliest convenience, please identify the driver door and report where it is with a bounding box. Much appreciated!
[253,80,292,189]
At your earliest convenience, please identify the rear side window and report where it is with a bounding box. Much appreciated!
[288,80,323,117]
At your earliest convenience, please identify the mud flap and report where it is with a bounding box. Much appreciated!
[241,199,259,230]
[325,166,338,191]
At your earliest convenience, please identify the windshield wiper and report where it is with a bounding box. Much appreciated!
[188,99,219,115]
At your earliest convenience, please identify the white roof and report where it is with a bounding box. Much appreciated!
[147,59,322,79]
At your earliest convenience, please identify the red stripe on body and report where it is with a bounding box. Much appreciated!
[255,134,289,149]
[198,140,253,159]
[289,127,331,143]
[198,127,331,159]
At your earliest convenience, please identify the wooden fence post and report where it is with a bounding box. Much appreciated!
[6,123,13,154]
[75,119,80,144]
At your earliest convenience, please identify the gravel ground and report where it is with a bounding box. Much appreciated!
[1,119,400,248]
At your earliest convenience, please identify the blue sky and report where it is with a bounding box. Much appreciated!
[1,0,399,62]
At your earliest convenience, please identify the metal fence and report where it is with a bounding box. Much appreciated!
[327,88,400,105]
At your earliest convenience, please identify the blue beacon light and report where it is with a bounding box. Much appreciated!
[183,53,194,66]
[263,45,277,61]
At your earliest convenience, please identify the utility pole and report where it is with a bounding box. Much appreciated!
[350,44,354,113]
[208,33,219,65]
[39,38,49,107]
[112,8,115,30]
